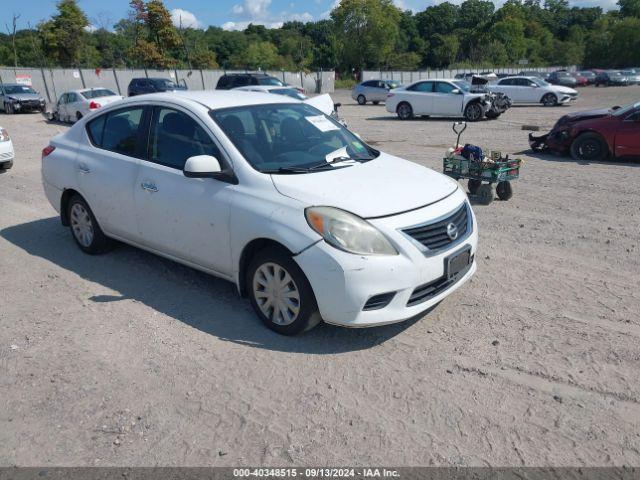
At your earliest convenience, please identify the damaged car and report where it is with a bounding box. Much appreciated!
[467,75,512,119]
[386,79,509,121]
[529,101,640,161]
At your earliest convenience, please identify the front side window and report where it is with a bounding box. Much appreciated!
[88,107,145,157]
[435,82,456,94]
[148,108,220,170]
[210,103,377,173]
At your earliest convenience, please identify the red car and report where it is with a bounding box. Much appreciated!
[529,101,640,161]
[572,73,589,86]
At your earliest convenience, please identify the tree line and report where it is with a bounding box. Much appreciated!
[1,0,639,74]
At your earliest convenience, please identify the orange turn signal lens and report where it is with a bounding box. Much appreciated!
[306,210,325,234]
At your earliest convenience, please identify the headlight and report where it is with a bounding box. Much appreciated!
[0,128,10,142]
[305,206,398,256]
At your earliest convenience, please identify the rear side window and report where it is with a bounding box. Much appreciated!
[217,76,229,88]
[86,107,145,157]
[499,79,513,86]
[408,81,433,92]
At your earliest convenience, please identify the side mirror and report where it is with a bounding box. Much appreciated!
[451,88,461,94]
[531,84,539,88]
[184,155,222,178]
[334,102,342,109]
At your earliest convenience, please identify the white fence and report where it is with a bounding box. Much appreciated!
[362,66,577,83]
[0,67,336,102]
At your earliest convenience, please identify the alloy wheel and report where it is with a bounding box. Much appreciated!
[70,203,94,248]
[252,262,301,326]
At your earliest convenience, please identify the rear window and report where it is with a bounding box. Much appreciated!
[81,89,117,99]
[256,76,284,86]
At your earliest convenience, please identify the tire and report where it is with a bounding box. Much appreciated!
[76,111,83,121]
[476,184,494,205]
[541,93,558,107]
[357,94,366,105]
[396,102,413,120]
[246,246,322,335]
[496,181,513,201]
[464,102,483,122]
[67,194,111,254]
[373,101,380,105]
[570,132,608,162]
[5,103,14,114]
[52,111,59,122]
[468,179,481,195]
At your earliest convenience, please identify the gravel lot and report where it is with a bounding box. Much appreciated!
[1,86,639,467]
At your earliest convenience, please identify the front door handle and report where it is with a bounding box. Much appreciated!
[141,182,158,193]
[78,164,91,174]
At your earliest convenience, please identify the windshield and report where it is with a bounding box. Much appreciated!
[611,101,640,117]
[152,79,177,88]
[210,103,377,173]
[257,76,284,86]
[4,85,36,95]
[453,81,471,92]
[81,88,117,99]
[269,88,306,100]
[533,79,550,87]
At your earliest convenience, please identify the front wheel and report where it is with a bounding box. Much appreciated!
[485,111,501,119]
[247,246,322,335]
[372,101,380,105]
[67,195,111,254]
[396,102,413,120]
[468,179,481,195]
[476,184,494,205]
[464,102,483,122]
[496,181,513,200]
[542,93,558,107]
[5,103,14,114]
[357,94,366,105]
[570,133,608,162]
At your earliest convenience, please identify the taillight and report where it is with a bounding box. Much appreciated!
[42,145,56,159]
[89,101,101,109]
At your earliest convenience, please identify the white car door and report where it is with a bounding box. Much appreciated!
[432,81,464,116]
[404,81,434,115]
[516,78,539,102]
[77,105,145,241]
[133,106,233,275]
[493,79,517,102]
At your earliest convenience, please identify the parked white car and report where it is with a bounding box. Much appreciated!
[0,126,14,171]
[385,79,496,121]
[351,79,402,105]
[489,76,578,106]
[51,88,124,123]
[41,91,477,335]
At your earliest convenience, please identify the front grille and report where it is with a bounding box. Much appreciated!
[407,260,473,307]
[402,203,469,252]
[363,292,396,311]
[0,151,14,161]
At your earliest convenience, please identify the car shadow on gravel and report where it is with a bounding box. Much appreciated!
[1,218,421,354]
[517,149,640,167]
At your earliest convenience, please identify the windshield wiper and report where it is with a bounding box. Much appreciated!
[261,166,310,174]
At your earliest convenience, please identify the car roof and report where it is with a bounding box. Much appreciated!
[115,90,299,110]
[222,72,271,77]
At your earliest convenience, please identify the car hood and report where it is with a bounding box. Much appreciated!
[270,152,458,218]
[95,95,123,105]
[303,93,335,116]
[552,85,577,94]
[8,93,43,101]
[556,108,610,126]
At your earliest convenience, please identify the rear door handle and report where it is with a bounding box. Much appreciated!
[141,182,158,193]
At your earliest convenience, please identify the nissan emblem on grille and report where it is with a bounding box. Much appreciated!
[446,222,458,240]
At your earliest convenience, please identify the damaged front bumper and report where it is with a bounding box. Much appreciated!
[529,128,572,153]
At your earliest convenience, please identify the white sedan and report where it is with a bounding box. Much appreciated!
[385,79,494,121]
[41,91,477,335]
[0,126,14,172]
[51,88,124,123]
[489,76,578,106]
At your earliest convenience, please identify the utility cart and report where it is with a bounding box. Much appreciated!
[442,122,522,205]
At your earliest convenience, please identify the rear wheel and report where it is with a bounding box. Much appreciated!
[542,93,558,107]
[67,195,111,254]
[76,111,83,121]
[570,133,608,161]
[396,102,413,120]
[464,102,483,122]
[357,94,366,105]
[476,184,494,205]
[246,246,322,335]
[496,181,513,201]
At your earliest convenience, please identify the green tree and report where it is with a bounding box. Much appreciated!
[618,0,640,17]
[331,0,401,70]
[38,0,89,67]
